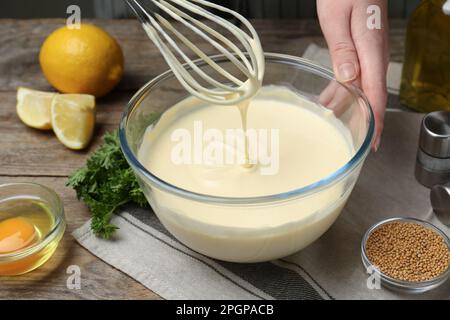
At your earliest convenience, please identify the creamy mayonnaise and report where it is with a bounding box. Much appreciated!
[136,86,356,262]
[139,86,353,197]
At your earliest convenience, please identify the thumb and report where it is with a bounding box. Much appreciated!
[330,40,360,83]
[318,2,360,82]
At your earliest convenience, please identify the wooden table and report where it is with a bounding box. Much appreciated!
[0,19,407,299]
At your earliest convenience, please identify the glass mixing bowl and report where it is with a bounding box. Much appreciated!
[120,53,374,263]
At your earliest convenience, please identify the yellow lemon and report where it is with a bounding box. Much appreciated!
[51,94,96,150]
[39,24,124,97]
[16,87,57,130]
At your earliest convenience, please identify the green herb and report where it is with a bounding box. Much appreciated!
[67,130,148,239]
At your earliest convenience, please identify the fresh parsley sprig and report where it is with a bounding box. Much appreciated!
[67,130,148,239]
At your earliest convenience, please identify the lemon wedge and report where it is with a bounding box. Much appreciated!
[16,87,57,130]
[51,94,96,150]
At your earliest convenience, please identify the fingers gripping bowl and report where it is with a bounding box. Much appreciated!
[119,54,374,263]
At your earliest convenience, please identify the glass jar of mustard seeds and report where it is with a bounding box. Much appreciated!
[361,217,450,293]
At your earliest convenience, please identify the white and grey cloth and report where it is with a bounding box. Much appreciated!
[73,45,450,300]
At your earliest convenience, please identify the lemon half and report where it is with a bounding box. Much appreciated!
[51,94,96,150]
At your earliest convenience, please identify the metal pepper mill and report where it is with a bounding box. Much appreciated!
[431,183,450,226]
[415,111,450,226]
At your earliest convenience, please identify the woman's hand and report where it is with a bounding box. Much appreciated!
[317,0,389,150]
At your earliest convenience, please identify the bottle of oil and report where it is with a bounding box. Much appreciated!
[400,0,450,112]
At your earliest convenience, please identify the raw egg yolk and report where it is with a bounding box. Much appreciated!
[0,217,37,254]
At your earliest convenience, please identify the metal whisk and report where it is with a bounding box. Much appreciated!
[125,0,265,105]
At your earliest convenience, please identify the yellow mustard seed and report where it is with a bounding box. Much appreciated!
[366,222,450,282]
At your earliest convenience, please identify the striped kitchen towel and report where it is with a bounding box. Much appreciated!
[73,207,330,300]
[73,45,450,300]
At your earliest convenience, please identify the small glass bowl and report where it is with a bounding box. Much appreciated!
[361,217,450,293]
[0,183,66,275]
